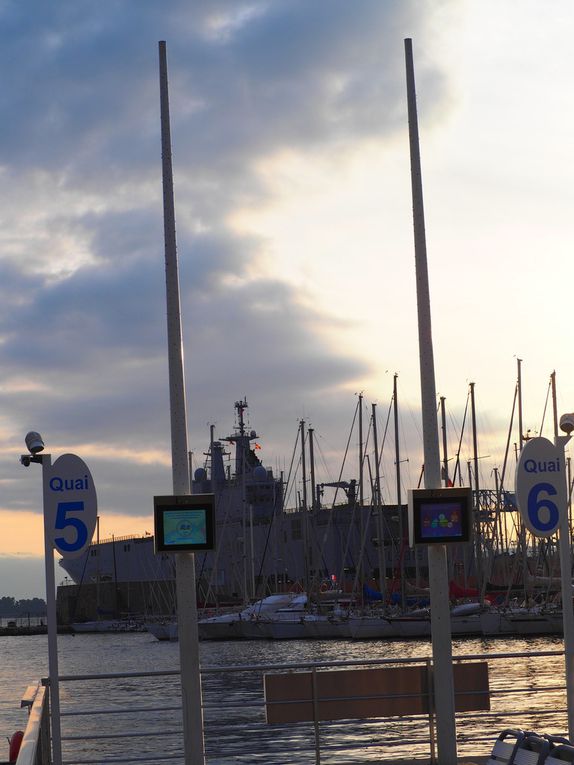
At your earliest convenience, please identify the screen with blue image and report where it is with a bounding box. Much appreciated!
[154,494,215,553]
[163,508,207,546]
[419,501,464,540]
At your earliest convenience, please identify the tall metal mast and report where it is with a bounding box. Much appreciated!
[404,37,457,765]
[158,40,204,764]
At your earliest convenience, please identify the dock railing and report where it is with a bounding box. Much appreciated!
[15,685,51,765]
[16,648,572,764]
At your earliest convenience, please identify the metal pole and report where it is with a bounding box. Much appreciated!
[404,37,457,765]
[552,372,559,439]
[393,374,406,608]
[42,455,62,765]
[359,393,364,509]
[372,403,386,599]
[557,432,574,739]
[159,40,204,765]
[470,382,483,596]
[552,377,574,738]
[440,396,449,487]
[309,428,317,513]
[517,358,524,451]
[568,457,573,548]
[300,420,311,592]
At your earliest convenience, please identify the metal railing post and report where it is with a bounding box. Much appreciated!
[311,666,321,764]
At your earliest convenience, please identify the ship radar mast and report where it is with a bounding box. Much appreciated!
[235,398,248,437]
[222,398,260,478]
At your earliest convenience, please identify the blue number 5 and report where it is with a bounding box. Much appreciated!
[54,501,88,552]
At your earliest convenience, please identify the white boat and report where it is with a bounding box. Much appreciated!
[303,612,351,639]
[389,611,431,638]
[146,620,179,641]
[506,606,563,635]
[450,602,483,636]
[478,604,563,636]
[146,593,300,641]
[255,594,309,639]
[239,594,352,640]
[207,593,300,640]
[72,618,145,633]
[348,614,398,639]
[346,602,483,640]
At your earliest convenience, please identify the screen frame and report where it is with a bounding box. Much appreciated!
[409,487,472,546]
[154,494,215,553]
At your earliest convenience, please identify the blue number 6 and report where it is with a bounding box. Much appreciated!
[528,482,559,532]
[54,501,88,552]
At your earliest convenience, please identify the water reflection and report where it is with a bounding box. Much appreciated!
[0,633,571,762]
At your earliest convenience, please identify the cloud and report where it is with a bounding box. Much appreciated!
[0,0,455,544]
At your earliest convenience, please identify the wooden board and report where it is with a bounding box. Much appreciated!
[264,662,489,724]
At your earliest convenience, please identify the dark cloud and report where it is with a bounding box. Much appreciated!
[0,0,452,535]
[0,1,445,184]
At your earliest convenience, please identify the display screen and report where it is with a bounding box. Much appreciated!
[154,495,215,552]
[163,508,208,546]
[418,501,464,540]
[410,488,472,546]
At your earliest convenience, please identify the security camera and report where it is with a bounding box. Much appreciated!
[24,431,45,455]
[20,455,31,467]
[560,413,574,435]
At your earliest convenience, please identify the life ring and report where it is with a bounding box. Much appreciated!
[9,731,24,764]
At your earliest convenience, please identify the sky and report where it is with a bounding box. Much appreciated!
[1,0,574,598]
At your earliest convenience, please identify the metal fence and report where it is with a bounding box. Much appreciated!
[16,649,572,764]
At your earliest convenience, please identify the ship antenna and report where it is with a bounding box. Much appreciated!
[235,398,248,436]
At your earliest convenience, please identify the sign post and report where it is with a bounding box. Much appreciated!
[22,444,97,765]
[516,435,574,738]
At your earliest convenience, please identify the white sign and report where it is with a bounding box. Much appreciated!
[43,453,97,558]
[515,436,566,538]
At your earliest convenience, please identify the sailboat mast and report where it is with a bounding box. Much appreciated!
[518,358,524,451]
[358,393,365,583]
[393,374,405,607]
[300,419,308,512]
[470,382,483,592]
[309,427,317,512]
[552,370,559,439]
[440,396,449,486]
[96,516,100,621]
[359,393,364,508]
[372,403,386,600]
[300,419,310,593]
[515,359,529,594]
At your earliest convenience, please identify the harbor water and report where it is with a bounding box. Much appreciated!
[0,632,569,762]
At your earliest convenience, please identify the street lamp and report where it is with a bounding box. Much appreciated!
[20,432,63,765]
[20,434,96,765]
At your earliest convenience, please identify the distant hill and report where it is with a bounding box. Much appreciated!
[0,596,47,616]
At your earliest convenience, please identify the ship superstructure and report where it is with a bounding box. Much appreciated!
[58,400,288,617]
